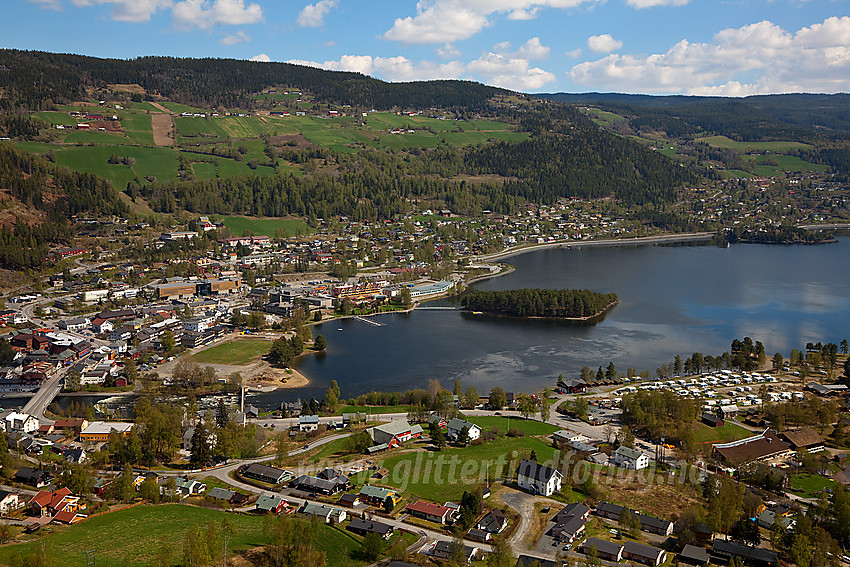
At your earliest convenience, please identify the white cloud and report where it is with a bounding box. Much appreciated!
[297,0,336,28]
[437,43,462,59]
[626,0,689,8]
[383,0,599,44]
[250,53,271,62]
[467,52,556,90]
[587,34,622,53]
[565,48,582,58]
[172,0,263,29]
[287,55,464,82]
[70,0,173,22]
[220,30,250,45]
[569,17,850,95]
[289,47,555,92]
[516,37,550,59]
[28,0,63,10]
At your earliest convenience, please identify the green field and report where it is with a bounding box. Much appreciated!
[584,108,628,126]
[52,145,180,187]
[692,422,753,444]
[750,155,829,176]
[697,136,810,152]
[221,216,313,237]
[0,504,372,567]
[377,434,559,501]
[0,504,267,567]
[193,338,272,365]
[789,473,836,498]
[467,416,560,436]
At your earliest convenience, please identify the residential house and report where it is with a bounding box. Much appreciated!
[299,501,346,524]
[358,484,400,507]
[580,538,624,562]
[14,467,51,487]
[623,541,667,566]
[467,528,491,542]
[62,447,87,464]
[446,418,481,442]
[405,500,454,524]
[0,490,22,514]
[338,493,361,508]
[431,540,478,563]
[256,494,288,514]
[298,414,319,432]
[347,518,394,539]
[637,512,674,536]
[367,420,424,449]
[679,545,711,566]
[757,510,795,531]
[711,539,777,566]
[243,463,292,485]
[477,508,508,534]
[4,412,39,434]
[612,446,650,470]
[291,474,348,495]
[29,487,82,518]
[174,478,206,497]
[427,414,448,429]
[516,459,562,496]
[516,556,558,567]
[550,515,587,543]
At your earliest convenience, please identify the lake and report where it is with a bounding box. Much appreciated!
[251,239,850,409]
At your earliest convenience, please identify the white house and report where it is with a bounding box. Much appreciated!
[446,418,481,442]
[516,459,562,496]
[5,412,39,434]
[298,415,319,432]
[612,446,650,470]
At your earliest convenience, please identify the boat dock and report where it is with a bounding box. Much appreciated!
[354,316,384,327]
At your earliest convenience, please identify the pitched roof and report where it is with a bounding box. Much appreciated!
[406,500,451,517]
[713,429,791,465]
[554,503,590,523]
[581,537,624,557]
[256,494,285,511]
[623,540,665,561]
[359,484,396,500]
[680,544,710,564]
[208,487,235,500]
[516,459,561,483]
[780,428,825,449]
[712,539,777,564]
[614,446,645,460]
[348,517,393,536]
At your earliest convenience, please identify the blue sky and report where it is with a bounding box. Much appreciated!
[5,0,850,95]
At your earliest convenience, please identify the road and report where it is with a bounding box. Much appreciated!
[473,232,716,263]
[21,370,65,421]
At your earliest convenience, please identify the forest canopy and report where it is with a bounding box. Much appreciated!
[461,288,618,319]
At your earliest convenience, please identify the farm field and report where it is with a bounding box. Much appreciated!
[193,338,272,365]
[221,216,313,237]
[51,145,180,187]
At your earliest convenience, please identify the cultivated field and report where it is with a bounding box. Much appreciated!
[221,216,313,237]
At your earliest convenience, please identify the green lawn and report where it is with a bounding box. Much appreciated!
[789,473,836,498]
[0,504,269,567]
[692,422,753,444]
[467,416,560,436]
[376,434,559,501]
[193,338,272,365]
[338,405,412,416]
[52,145,179,187]
[221,216,313,237]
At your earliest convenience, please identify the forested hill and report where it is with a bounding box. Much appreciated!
[539,92,850,141]
[0,144,128,270]
[0,50,504,111]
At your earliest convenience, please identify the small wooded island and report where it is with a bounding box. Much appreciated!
[461,288,619,319]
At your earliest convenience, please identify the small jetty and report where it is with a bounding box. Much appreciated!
[413,306,458,311]
[354,315,384,327]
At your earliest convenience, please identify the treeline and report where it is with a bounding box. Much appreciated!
[462,288,618,319]
[0,50,504,112]
[0,143,128,269]
[541,92,850,141]
[725,226,835,245]
[620,389,701,452]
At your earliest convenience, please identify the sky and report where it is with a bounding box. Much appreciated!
[4,0,850,95]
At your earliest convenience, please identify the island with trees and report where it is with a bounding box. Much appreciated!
[461,288,618,320]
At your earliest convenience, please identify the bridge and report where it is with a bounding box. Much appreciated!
[22,369,66,423]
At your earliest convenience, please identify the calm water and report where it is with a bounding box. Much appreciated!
[250,239,850,408]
